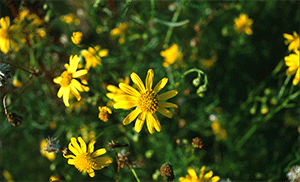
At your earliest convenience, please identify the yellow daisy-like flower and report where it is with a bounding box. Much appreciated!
[63,137,113,178]
[81,46,109,70]
[53,55,89,107]
[40,139,55,161]
[60,13,80,25]
[98,106,112,122]
[234,13,253,35]
[285,49,300,85]
[179,166,220,182]
[160,44,183,67]
[71,31,83,45]
[113,69,178,134]
[283,31,299,52]
[0,16,19,54]
[106,76,130,100]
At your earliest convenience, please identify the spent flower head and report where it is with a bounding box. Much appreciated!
[234,13,253,35]
[113,69,178,134]
[98,106,112,122]
[287,165,300,182]
[63,137,113,178]
[40,139,56,161]
[53,55,89,107]
[179,166,220,182]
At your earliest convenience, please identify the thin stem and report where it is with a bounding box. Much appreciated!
[150,0,155,20]
[130,166,141,182]
[0,60,36,75]
[277,75,291,100]
[95,124,119,140]
[163,4,182,48]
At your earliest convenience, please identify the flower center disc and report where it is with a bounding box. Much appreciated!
[138,90,158,113]
[60,71,72,87]
[74,153,94,172]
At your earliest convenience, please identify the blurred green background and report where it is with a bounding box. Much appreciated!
[0,0,299,181]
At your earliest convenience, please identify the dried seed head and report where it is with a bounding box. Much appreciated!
[192,137,203,149]
[160,163,175,182]
[0,63,11,87]
[43,137,63,153]
[117,149,131,168]
[6,112,22,127]
[107,140,129,151]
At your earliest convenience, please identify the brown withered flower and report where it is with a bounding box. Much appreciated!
[6,112,22,127]
[160,163,175,182]
[117,149,131,168]
[192,137,203,149]
[107,140,129,151]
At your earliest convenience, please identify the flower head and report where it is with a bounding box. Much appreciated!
[53,55,89,107]
[285,49,300,85]
[234,13,253,35]
[287,165,300,182]
[63,137,113,178]
[0,16,20,53]
[60,13,80,25]
[179,166,220,182]
[98,106,112,122]
[71,32,83,45]
[160,44,183,67]
[81,46,108,70]
[110,23,128,44]
[40,139,55,161]
[113,69,178,134]
[283,31,299,52]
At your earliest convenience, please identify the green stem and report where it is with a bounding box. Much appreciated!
[163,4,182,48]
[277,75,291,100]
[150,0,155,20]
[130,166,141,182]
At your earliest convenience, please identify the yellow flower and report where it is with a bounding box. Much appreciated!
[110,23,128,44]
[60,13,80,25]
[283,31,299,52]
[160,44,183,67]
[53,55,89,107]
[3,170,13,182]
[98,106,112,122]
[0,16,19,54]
[211,122,227,140]
[81,46,109,70]
[234,13,253,35]
[71,32,83,45]
[40,139,55,161]
[179,166,220,182]
[113,69,178,134]
[63,137,113,178]
[106,76,130,100]
[285,49,300,85]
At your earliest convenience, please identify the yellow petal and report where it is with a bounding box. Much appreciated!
[152,113,161,132]
[62,87,70,107]
[187,168,198,180]
[93,157,113,169]
[158,101,178,108]
[113,101,137,110]
[123,108,141,125]
[63,154,75,159]
[73,69,87,78]
[53,76,61,84]
[91,148,106,158]
[158,90,178,100]
[68,55,79,73]
[119,83,141,96]
[204,171,213,179]
[283,33,294,41]
[71,137,82,153]
[87,168,95,178]
[69,141,80,156]
[211,176,220,182]
[199,166,206,179]
[88,140,96,153]
[135,112,146,133]
[153,78,168,93]
[130,72,145,92]
[70,84,81,101]
[99,49,108,57]
[113,95,138,102]
[67,159,75,165]
[71,79,84,92]
[78,137,87,153]
[146,113,154,134]
[57,87,64,98]
[157,107,173,118]
[145,69,154,90]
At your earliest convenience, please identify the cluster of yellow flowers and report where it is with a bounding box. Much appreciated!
[283,31,299,85]
[0,9,46,54]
